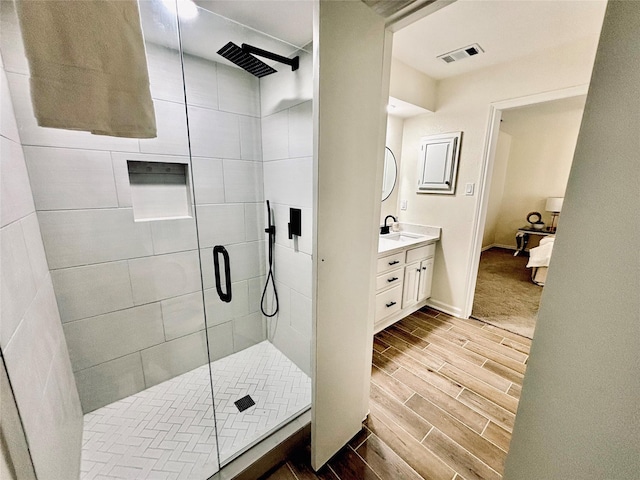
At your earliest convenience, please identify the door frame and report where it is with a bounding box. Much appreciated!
[462,84,590,319]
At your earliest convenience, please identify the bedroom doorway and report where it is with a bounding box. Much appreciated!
[467,91,587,339]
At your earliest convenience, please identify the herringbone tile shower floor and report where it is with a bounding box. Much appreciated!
[81,341,311,480]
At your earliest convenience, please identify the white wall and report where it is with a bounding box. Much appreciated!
[397,36,600,315]
[389,58,437,112]
[380,114,403,223]
[505,2,640,477]
[1,55,83,480]
[260,46,314,375]
[491,99,584,247]
[312,0,388,469]
[482,132,510,248]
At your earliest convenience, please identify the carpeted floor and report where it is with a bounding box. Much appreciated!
[471,247,541,339]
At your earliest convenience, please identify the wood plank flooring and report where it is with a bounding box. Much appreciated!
[262,307,530,480]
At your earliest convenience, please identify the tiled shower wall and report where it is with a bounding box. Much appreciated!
[4,40,267,413]
[260,47,314,375]
[1,56,83,480]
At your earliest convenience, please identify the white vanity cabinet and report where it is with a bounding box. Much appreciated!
[375,240,436,333]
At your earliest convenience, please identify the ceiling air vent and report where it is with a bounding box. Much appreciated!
[437,43,484,64]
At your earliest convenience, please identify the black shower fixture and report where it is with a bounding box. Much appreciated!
[217,41,299,78]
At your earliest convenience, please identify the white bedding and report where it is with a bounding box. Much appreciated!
[527,235,555,268]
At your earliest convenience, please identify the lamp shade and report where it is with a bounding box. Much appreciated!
[545,197,564,213]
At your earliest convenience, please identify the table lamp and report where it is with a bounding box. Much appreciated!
[545,197,564,232]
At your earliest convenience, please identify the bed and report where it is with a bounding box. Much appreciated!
[526,235,555,286]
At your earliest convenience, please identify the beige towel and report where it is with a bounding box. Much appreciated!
[16,0,157,138]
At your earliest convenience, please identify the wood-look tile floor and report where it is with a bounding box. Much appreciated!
[263,307,531,480]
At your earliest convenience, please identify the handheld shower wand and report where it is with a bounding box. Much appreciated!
[261,200,279,317]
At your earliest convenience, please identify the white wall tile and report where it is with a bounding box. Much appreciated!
[74,353,145,413]
[273,244,312,298]
[261,110,288,161]
[247,276,266,314]
[150,217,198,254]
[217,64,260,117]
[232,312,265,352]
[145,43,185,104]
[1,136,35,227]
[263,157,312,208]
[265,281,291,336]
[3,276,64,435]
[189,106,241,159]
[223,160,264,203]
[21,213,50,284]
[244,203,265,242]
[290,290,312,337]
[63,303,165,371]
[183,54,218,110]
[269,318,311,376]
[196,203,245,248]
[207,321,234,361]
[238,115,262,161]
[191,157,225,204]
[51,261,134,322]
[5,72,139,152]
[28,339,83,480]
[140,331,208,388]
[203,280,249,327]
[111,152,192,208]
[0,221,37,348]
[288,101,313,158]
[260,49,313,117]
[161,292,205,341]
[0,1,29,75]
[23,146,118,210]
[139,99,190,156]
[128,250,201,305]
[1,65,20,143]
[38,208,154,269]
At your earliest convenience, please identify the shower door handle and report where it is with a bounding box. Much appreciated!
[213,246,232,303]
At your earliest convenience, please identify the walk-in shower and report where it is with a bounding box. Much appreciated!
[0,0,313,478]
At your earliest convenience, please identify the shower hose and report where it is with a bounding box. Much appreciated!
[261,200,279,317]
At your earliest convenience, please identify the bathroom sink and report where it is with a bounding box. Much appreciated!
[381,232,423,242]
[378,231,435,253]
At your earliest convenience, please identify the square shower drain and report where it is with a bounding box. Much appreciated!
[234,395,256,412]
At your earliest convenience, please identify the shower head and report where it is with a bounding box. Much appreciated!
[216,42,300,78]
[217,42,277,78]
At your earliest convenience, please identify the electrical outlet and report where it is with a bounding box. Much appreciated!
[400,200,408,210]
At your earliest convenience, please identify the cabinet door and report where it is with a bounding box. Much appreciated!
[402,262,421,308]
[418,258,434,302]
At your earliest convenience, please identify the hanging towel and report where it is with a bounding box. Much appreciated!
[15,0,157,138]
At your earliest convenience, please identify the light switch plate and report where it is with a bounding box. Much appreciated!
[400,200,408,210]
[465,183,474,195]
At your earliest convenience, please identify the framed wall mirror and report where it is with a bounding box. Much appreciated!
[382,147,397,201]
[417,131,462,194]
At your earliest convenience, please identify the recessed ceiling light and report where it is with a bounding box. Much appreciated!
[161,0,199,21]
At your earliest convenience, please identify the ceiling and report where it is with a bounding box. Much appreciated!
[152,1,607,82]
[393,0,607,79]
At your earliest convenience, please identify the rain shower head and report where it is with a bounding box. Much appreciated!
[216,42,299,78]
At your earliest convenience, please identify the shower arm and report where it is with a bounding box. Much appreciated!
[241,44,299,72]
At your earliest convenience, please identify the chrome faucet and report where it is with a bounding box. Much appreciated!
[380,215,397,235]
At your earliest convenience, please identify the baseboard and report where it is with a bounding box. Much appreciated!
[426,298,462,318]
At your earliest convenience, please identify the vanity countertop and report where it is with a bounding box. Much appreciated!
[378,223,441,255]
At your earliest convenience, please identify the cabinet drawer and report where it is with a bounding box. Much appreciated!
[406,243,436,264]
[375,285,402,322]
[376,267,404,292]
[377,251,405,273]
